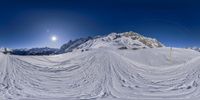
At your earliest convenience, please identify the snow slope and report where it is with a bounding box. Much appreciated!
[1,47,200,100]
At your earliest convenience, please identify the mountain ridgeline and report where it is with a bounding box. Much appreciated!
[9,31,164,55]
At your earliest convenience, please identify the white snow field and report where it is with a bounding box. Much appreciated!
[1,47,200,100]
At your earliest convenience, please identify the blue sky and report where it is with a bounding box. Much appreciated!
[0,0,200,48]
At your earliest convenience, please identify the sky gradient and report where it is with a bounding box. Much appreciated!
[0,0,200,48]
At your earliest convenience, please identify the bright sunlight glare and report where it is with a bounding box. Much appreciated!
[51,36,57,42]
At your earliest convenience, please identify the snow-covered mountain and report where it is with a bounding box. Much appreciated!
[11,47,59,55]
[75,31,164,51]
[60,31,164,53]
[10,31,164,55]
[60,37,92,53]
[187,47,200,52]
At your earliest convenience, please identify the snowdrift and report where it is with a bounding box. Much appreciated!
[0,48,200,100]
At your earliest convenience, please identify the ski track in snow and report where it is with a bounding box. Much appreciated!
[1,48,200,100]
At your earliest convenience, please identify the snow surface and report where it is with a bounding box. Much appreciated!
[1,47,200,100]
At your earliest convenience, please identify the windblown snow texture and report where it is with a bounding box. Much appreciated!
[1,47,200,100]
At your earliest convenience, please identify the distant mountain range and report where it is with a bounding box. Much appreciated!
[187,47,200,52]
[3,31,164,55]
[11,47,60,55]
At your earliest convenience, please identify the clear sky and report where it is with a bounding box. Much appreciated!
[0,0,200,48]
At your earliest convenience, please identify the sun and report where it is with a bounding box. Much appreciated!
[51,36,57,42]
